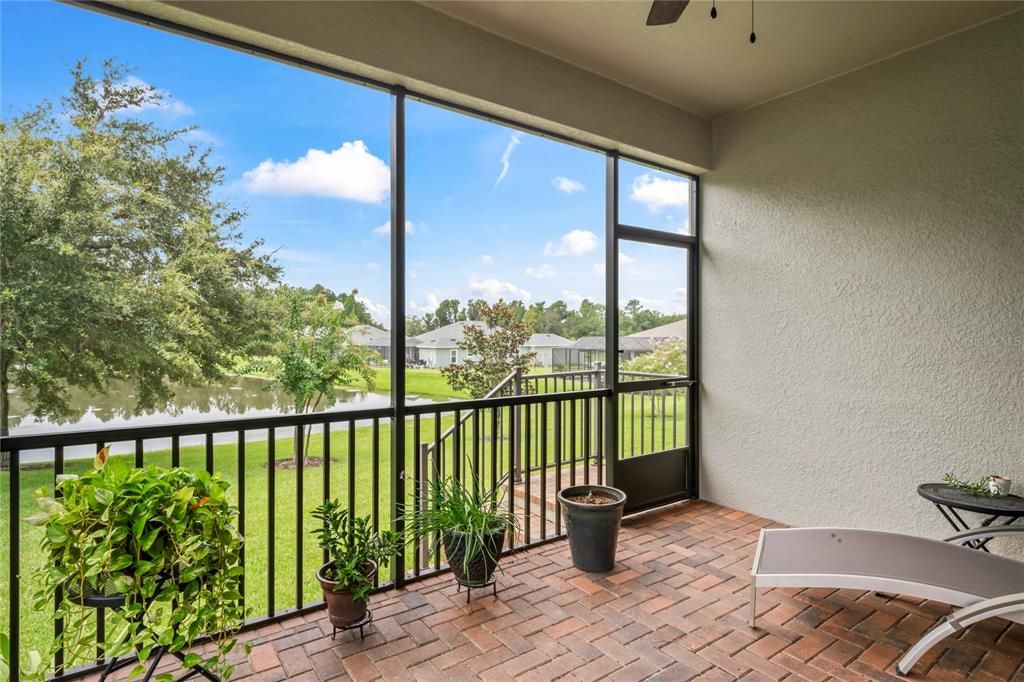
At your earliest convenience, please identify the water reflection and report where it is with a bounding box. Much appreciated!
[7,375,388,435]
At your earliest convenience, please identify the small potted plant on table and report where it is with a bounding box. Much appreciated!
[311,500,398,637]
[407,476,518,601]
[557,484,627,572]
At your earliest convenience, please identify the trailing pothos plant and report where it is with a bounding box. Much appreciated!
[27,447,247,680]
[311,500,398,601]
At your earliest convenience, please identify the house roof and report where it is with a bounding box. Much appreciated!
[523,333,573,348]
[349,324,421,347]
[626,319,687,340]
[413,321,489,348]
[568,336,652,352]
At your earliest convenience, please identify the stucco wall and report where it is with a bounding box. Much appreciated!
[700,12,1023,549]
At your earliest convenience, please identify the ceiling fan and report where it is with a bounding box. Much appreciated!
[645,0,757,43]
[645,0,689,26]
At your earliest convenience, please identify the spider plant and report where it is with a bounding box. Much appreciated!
[405,473,519,583]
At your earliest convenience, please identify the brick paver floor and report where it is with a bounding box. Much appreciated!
[83,500,1024,681]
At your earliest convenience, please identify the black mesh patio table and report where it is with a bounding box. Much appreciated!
[918,483,1024,552]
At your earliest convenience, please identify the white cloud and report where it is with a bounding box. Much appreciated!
[242,140,389,203]
[592,252,635,275]
[105,76,194,119]
[374,219,416,236]
[544,229,599,257]
[480,255,493,265]
[469,278,532,302]
[525,264,556,279]
[629,173,689,213]
[356,295,389,324]
[553,176,585,194]
[493,134,521,187]
[409,293,440,314]
[366,262,381,272]
[562,290,585,307]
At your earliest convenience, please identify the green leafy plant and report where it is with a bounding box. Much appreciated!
[310,501,398,601]
[404,474,519,577]
[943,472,997,497]
[27,448,246,680]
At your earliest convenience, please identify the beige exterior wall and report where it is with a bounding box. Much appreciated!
[112,0,712,172]
[700,13,1023,550]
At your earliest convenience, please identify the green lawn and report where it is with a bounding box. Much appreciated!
[0,386,684,673]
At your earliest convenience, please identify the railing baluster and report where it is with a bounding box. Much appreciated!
[661,392,666,451]
[597,398,604,485]
[506,405,515,551]
[237,431,246,601]
[8,448,20,682]
[570,399,577,487]
[673,390,678,448]
[555,402,562,536]
[322,422,330,567]
[348,420,356,524]
[135,438,144,468]
[489,407,498,500]
[413,415,422,576]
[171,434,180,468]
[371,418,380,588]
[295,424,303,610]
[540,405,548,540]
[433,413,442,571]
[267,427,275,618]
[640,392,645,455]
[205,432,214,474]
[54,445,65,676]
[523,403,531,544]
[583,399,591,485]
[472,408,481,499]
[452,409,461,482]
[95,440,105,665]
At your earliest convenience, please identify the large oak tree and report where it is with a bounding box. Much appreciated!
[0,60,279,445]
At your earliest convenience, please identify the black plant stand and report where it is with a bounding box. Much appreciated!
[331,610,373,641]
[71,587,219,682]
[454,574,498,603]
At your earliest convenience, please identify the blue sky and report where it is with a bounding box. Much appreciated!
[2,1,690,324]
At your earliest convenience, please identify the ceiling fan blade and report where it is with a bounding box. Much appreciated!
[646,0,689,26]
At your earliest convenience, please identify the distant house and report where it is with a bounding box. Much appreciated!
[521,333,573,367]
[348,325,420,365]
[411,322,572,368]
[560,320,687,370]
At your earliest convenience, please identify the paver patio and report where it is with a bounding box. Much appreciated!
[84,499,1024,681]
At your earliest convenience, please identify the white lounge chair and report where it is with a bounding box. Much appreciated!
[749,526,1024,676]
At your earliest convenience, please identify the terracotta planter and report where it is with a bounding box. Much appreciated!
[317,560,376,627]
[443,528,506,586]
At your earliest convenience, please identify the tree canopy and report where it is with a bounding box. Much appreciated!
[0,60,279,436]
[440,300,536,398]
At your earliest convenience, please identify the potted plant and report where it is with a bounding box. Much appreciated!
[406,476,518,593]
[27,447,246,680]
[311,500,398,628]
[557,484,627,572]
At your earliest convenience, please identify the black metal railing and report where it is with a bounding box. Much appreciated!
[2,386,626,681]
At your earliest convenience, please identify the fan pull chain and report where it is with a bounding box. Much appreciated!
[710,0,717,19]
[750,0,757,43]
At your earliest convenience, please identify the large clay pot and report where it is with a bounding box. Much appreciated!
[443,528,506,586]
[317,560,376,627]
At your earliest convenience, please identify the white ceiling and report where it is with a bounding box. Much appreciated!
[423,1,1020,119]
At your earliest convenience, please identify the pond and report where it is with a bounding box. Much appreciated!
[7,375,446,462]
